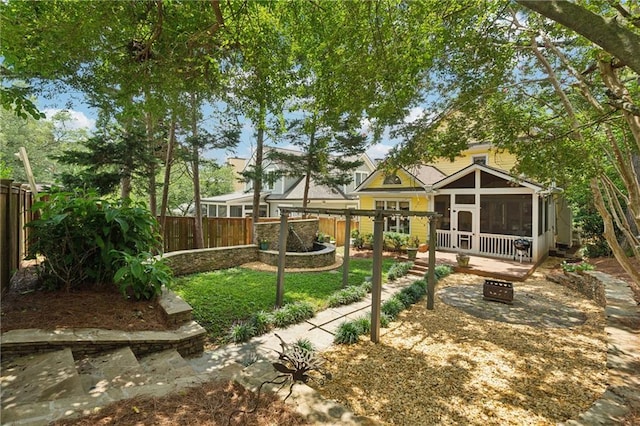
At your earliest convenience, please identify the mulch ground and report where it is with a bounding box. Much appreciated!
[49,379,308,426]
[312,262,614,425]
[1,267,169,333]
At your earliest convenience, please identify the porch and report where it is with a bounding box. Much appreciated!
[410,248,536,282]
[436,230,535,263]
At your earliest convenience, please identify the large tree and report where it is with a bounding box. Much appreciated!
[387,3,640,290]
[269,115,368,209]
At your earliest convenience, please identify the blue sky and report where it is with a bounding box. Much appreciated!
[38,93,423,164]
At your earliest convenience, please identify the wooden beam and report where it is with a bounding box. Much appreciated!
[275,212,288,308]
[342,212,351,288]
[427,216,437,310]
[370,211,384,343]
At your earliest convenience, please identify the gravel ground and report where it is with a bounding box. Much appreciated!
[313,270,607,425]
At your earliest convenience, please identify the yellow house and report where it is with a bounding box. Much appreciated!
[352,143,571,263]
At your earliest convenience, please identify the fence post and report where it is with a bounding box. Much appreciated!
[1,179,13,291]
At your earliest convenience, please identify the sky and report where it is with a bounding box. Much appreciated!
[38,93,424,164]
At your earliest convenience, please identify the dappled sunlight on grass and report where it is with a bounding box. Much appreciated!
[169,258,394,344]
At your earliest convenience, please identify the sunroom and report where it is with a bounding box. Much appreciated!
[430,163,567,263]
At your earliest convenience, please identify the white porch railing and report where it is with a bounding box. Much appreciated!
[479,233,532,261]
[436,230,533,261]
[436,230,452,250]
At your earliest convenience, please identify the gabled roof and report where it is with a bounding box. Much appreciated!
[432,163,546,191]
[352,165,446,194]
[201,191,262,203]
[266,177,351,201]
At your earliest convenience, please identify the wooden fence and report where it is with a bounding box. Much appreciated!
[1,181,36,293]
[0,184,359,289]
[161,215,358,252]
[161,216,252,253]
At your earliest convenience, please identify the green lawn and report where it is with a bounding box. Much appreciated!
[169,258,395,343]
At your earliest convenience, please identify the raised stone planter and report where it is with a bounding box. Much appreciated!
[0,289,206,360]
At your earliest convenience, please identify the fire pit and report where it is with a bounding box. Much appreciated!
[483,279,514,304]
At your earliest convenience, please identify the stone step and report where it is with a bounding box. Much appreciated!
[408,269,425,276]
[0,348,85,407]
[76,346,146,397]
[138,349,196,384]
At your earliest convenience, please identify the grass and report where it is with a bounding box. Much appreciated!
[169,258,394,343]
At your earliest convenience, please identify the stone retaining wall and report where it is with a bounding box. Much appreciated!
[258,242,336,268]
[163,245,258,276]
[0,322,206,359]
[255,219,318,251]
[546,270,606,307]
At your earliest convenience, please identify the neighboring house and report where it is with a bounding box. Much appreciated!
[201,146,377,218]
[352,143,572,263]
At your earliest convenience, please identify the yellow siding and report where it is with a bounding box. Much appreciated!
[367,168,420,189]
[357,194,430,242]
[434,146,518,175]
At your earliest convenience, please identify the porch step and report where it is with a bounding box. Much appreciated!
[406,260,428,277]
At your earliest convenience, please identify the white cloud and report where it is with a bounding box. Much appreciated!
[404,106,425,124]
[44,108,96,130]
[367,143,393,161]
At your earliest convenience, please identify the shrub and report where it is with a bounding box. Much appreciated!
[250,311,273,335]
[294,338,315,353]
[272,301,315,328]
[228,321,256,343]
[380,312,391,328]
[381,297,405,320]
[353,316,371,335]
[394,291,414,308]
[400,282,425,304]
[561,261,595,273]
[434,265,453,280]
[113,251,172,300]
[27,189,163,294]
[412,278,427,290]
[384,232,410,252]
[334,321,362,344]
[327,285,367,307]
[387,261,414,281]
[351,229,364,249]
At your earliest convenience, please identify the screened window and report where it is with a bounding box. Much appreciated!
[230,206,243,217]
[442,172,475,189]
[455,194,475,204]
[480,194,532,236]
[481,171,514,188]
[434,195,451,230]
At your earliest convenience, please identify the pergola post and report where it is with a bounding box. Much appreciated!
[427,216,437,310]
[370,211,384,343]
[342,211,352,288]
[275,212,289,308]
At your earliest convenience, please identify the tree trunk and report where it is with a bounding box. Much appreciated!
[251,102,266,244]
[591,178,640,290]
[517,0,640,75]
[146,111,157,216]
[159,117,176,234]
[190,93,204,249]
[121,175,132,199]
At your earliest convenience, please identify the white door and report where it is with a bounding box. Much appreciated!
[452,208,475,251]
